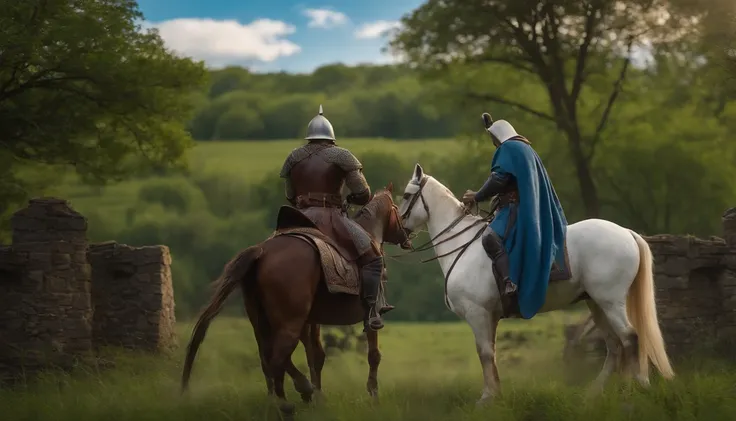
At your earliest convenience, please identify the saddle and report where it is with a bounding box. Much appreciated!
[272,206,362,296]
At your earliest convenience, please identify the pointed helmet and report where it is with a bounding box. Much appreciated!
[305,105,336,142]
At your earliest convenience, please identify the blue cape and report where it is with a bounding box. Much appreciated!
[487,139,568,319]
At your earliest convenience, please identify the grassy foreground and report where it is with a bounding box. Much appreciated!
[2,314,735,421]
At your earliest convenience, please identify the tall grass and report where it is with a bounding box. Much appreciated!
[2,314,734,421]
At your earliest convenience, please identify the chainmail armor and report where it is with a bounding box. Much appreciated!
[344,217,373,255]
[279,143,333,178]
[316,146,363,172]
[345,170,369,195]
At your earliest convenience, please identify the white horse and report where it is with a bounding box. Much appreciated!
[397,163,674,404]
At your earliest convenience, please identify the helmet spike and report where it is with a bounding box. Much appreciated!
[318,104,324,115]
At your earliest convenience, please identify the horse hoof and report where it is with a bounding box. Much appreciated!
[279,402,296,420]
[311,389,325,405]
[300,392,313,404]
[475,396,493,408]
[369,390,379,404]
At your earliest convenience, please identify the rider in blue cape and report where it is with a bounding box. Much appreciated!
[462,113,568,319]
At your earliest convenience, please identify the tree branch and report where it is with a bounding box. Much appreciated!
[474,55,536,74]
[466,92,556,122]
[571,1,599,102]
[587,40,633,160]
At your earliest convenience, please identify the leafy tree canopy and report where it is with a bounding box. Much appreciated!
[0,0,207,193]
[389,0,736,217]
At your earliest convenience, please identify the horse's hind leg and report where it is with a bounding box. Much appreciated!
[245,288,312,401]
[266,327,304,417]
[308,324,326,391]
[585,301,623,396]
[245,292,275,394]
[593,298,650,388]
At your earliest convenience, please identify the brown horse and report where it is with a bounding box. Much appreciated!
[180,184,411,416]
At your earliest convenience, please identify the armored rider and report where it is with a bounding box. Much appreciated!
[461,113,568,319]
[279,105,393,332]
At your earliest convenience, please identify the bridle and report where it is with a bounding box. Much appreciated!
[393,175,493,309]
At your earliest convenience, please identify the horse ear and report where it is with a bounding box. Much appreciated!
[386,182,393,193]
[413,163,424,182]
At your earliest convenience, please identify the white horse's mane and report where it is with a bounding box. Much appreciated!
[423,175,484,223]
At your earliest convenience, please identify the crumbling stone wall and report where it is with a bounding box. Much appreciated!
[0,198,176,381]
[88,242,176,352]
[0,198,93,380]
[563,207,736,360]
[647,207,736,356]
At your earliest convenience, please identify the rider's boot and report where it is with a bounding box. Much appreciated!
[481,228,517,297]
[360,255,386,332]
[378,266,395,315]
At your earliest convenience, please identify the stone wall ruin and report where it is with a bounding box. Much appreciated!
[0,198,176,382]
[564,207,736,360]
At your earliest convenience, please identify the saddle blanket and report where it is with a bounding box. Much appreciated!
[275,227,361,296]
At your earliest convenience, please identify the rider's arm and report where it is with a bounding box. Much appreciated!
[345,169,371,205]
[280,152,297,206]
[474,172,511,203]
[284,178,296,206]
[325,146,371,205]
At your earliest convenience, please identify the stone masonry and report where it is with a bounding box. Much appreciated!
[0,198,175,382]
[647,207,736,356]
[88,242,176,352]
[0,198,92,380]
[564,207,736,360]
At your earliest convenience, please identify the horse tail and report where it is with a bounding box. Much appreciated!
[180,245,265,393]
[627,230,675,380]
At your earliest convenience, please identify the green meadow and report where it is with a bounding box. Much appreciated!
[45,139,455,226]
[2,315,735,421]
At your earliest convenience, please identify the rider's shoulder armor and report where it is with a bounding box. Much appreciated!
[315,146,363,173]
[279,143,330,178]
[279,143,362,178]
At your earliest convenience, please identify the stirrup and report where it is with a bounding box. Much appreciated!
[363,308,384,332]
[503,280,517,295]
[379,304,395,315]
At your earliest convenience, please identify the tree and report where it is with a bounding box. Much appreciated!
[0,0,207,204]
[389,0,728,217]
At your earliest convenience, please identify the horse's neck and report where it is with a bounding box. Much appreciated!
[426,196,482,274]
[354,208,384,243]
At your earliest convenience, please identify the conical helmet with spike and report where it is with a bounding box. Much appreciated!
[305,104,336,142]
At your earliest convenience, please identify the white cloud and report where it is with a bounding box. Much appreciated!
[354,20,401,39]
[143,18,301,67]
[303,8,348,29]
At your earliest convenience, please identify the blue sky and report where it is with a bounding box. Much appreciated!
[136,0,423,73]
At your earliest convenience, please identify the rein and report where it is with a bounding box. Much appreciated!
[391,175,495,310]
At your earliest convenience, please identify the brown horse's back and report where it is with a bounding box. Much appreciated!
[257,236,365,328]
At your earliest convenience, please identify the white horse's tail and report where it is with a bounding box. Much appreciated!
[627,230,675,380]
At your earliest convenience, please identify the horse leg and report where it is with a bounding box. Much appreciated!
[595,299,650,388]
[585,301,623,396]
[244,292,276,395]
[309,324,326,392]
[285,324,315,404]
[465,304,502,405]
[365,330,381,401]
[265,326,304,418]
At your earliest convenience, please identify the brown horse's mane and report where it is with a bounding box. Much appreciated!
[353,188,392,229]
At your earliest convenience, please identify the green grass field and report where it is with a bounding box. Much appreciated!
[42,138,456,231]
[185,139,456,178]
[2,315,735,421]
